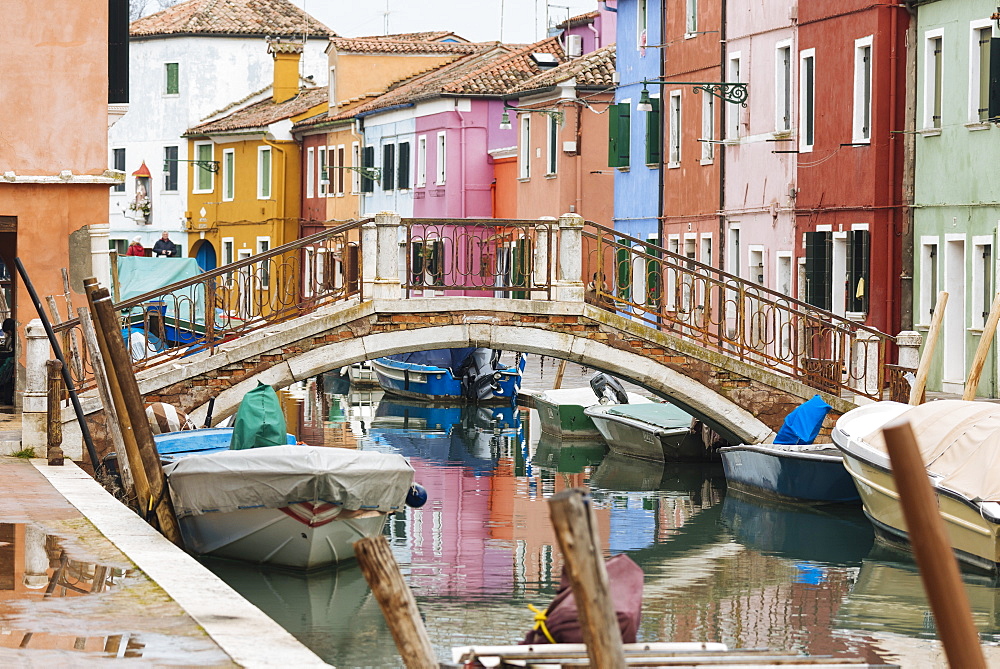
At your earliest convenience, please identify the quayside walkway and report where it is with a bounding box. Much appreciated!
[30,213,897,462]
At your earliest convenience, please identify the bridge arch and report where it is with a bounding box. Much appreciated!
[130,298,846,445]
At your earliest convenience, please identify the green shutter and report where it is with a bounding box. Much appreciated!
[608,102,621,167]
[397,142,410,189]
[616,243,632,303]
[618,102,631,167]
[645,244,661,307]
[166,63,179,95]
[645,97,661,165]
[512,237,530,300]
[361,146,375,193]
[804,231,832,310]
[989,38,1000,121]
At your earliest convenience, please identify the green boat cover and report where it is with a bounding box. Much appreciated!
[117,256,207,325]
[230,382,289,450]
[604,402,692,430]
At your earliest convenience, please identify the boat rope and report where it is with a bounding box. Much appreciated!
[527,604,556,644]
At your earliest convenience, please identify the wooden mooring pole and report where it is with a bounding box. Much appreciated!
[547,488,626,668]
[963,292,1000,401]
[353,536,437,669]
[910,291,947,405]
[84,279,182,547]
[881,420,986,669]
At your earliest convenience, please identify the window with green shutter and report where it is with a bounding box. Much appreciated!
[846,230,870,314]
[361,146,375,193]
[645,97,661,166]
[616,243,632,303]
[989,38,1000,121]
[165,62,179,95]
[382,144,396,191]
[608,102,631,168]
[804,231,832,310]
[397,141,410,189]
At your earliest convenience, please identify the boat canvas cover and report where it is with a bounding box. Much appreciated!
[385,347,475,371]
[163,445,415,518]
[117,257,207,324]
[862,400,1000,502]
[604,403,692,430]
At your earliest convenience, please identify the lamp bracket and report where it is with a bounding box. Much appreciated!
[328,165,381,182]
[164,158,220,173]
[641,80,749,107]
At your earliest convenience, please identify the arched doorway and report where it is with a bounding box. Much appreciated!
[191,239,217,271]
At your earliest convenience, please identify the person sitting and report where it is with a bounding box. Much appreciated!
[126,236,145,257]
[0,318,14,406]
[152,231,177,257]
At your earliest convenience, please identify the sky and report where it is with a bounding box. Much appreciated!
[290,0,602,44]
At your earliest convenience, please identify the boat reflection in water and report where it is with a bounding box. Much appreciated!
[591,451,724,493]
[532,433,606,474]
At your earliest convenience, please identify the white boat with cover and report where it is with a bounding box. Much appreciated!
[833,400,1000,573]
[164,444,415,570]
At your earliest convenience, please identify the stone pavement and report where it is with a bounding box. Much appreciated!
[0,455,330,667]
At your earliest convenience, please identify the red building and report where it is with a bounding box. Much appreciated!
[795,0,908,336]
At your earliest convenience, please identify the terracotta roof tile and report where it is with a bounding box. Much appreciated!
[329,37,483,54]
[131,0,335,38]
[353,31,468,43]
[511,44,616,93]
[557,10,599,29]
[441,36,567,95]
[186,86,327,135]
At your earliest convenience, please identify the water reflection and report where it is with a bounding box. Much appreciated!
[0,523,144,657]
[245,372,1000,667]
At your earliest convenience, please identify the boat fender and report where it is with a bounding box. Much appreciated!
[406,483,428,508]
[590,372,629,405]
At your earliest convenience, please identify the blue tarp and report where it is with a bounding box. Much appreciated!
[773,395,832,445]
[117,256,206,327]
[384,347,475,371]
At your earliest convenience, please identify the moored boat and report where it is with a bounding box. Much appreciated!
[720,442,859,504]
[584,401,705,462]
[524,373,652,439]
[832,399,1000,574]
[371,347,524,403]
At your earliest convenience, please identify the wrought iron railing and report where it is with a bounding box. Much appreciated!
[53,219,367,390]
[403,218,557,298]
[582,223,892,400]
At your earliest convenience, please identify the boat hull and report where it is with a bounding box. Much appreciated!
[177,504,389,570]
[720,444,859,504]
[838,450,1000,573]
[587,410,707,462]
[371,356,521,403]
[535,395,598,438]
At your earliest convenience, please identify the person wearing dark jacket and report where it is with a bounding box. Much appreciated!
[152,231,177,257]
[0,318,14,406]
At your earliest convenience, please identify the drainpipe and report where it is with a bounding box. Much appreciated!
[456,103,469,218]
[656,1,666,248]
[900,1,917,332]
[718,0,727,271]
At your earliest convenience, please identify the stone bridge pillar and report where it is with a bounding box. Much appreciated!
[556,213,585,302]
[361,220,376,299]
[22,319,49,452]
[371,211,402,300]
[851,329,883,402]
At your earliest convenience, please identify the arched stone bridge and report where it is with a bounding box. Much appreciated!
[131,296,855,447]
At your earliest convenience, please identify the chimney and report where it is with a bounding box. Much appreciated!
[267,37,305,104]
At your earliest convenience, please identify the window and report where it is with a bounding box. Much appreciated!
[920,238,939,324]
[222,237,235,286]
[700,234,712,266]
[686,0,697,35]
[726,54,742,140]
[608,101,631,168]
[163,146,178,191]
[109,239,127,255]
[846,229,870,313]
[727,224,741,276]
[805,229,869,313]
[361,146,375,193]
[328,66,336,107]
[546,114,558,175]
[804,231,832,310]
[970,21,1000,123]
[416,136,427,187]
[257,237,271,286]
[668,91,681,167]
[853,36,873,142]
[382,143,396,191]
[318,146,328,196]
[351,142,361,193]
[436,132,447,184]
[222,149,235,201]
[645,96,661,165]
[775,42,792,132]
[701,94,714,162]
[336,146,346,195]
[165,62,179,95]
[111,148,125,193]
[194,143,213,192]
[973,238,994,329]
[924,31,944,129]
[637,0,648,48]
[520,116,531,178]
[306,147,315,198]
[258,146,272,200]
[397,141,411,190]
[799,49,816,152]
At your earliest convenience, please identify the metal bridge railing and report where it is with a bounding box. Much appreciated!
[53,219,368,392]
[582,223,892,400]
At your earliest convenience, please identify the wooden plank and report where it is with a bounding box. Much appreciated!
[547,488,626,667]
[553,359,568,390]
[963,291,1000,400]
[909,291,947,405]
[881,420,986,669]
[353,536,437,669]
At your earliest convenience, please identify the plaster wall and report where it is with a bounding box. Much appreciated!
[361,115,416,217]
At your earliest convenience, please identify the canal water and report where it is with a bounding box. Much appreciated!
[203,357,1000,668]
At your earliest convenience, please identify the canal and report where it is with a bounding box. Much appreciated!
[203,357,1000,667]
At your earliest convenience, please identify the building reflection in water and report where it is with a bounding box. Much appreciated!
[0,523,143,657]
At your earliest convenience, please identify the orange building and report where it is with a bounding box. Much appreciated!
[0,0,126,403]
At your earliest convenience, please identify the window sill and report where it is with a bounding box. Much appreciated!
[699,158,715,166]
[919,128,942,137]
[965,122,991,131]
[667,162,680,169]
[645,163,660,169]
[517,177,531,183]
[616,167,630,173]
[545,174,557,180]
[969,327,985,334]
[845,311,867,322]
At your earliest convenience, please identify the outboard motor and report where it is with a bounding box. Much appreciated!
[590,372,629,405]
[459,348,503,401]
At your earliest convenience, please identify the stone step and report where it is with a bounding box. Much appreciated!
[0,439,23,456]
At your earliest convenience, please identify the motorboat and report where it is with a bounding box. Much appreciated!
[371,347,525,403]
[584,401,705,462]
[522,372,652,439]
[719,442,858,504]
[158,429,418,570]
[832,400,1000,574]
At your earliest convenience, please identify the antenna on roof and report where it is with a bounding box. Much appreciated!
[383,0,390,36]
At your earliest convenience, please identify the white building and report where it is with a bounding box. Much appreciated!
[108,0,333,264]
